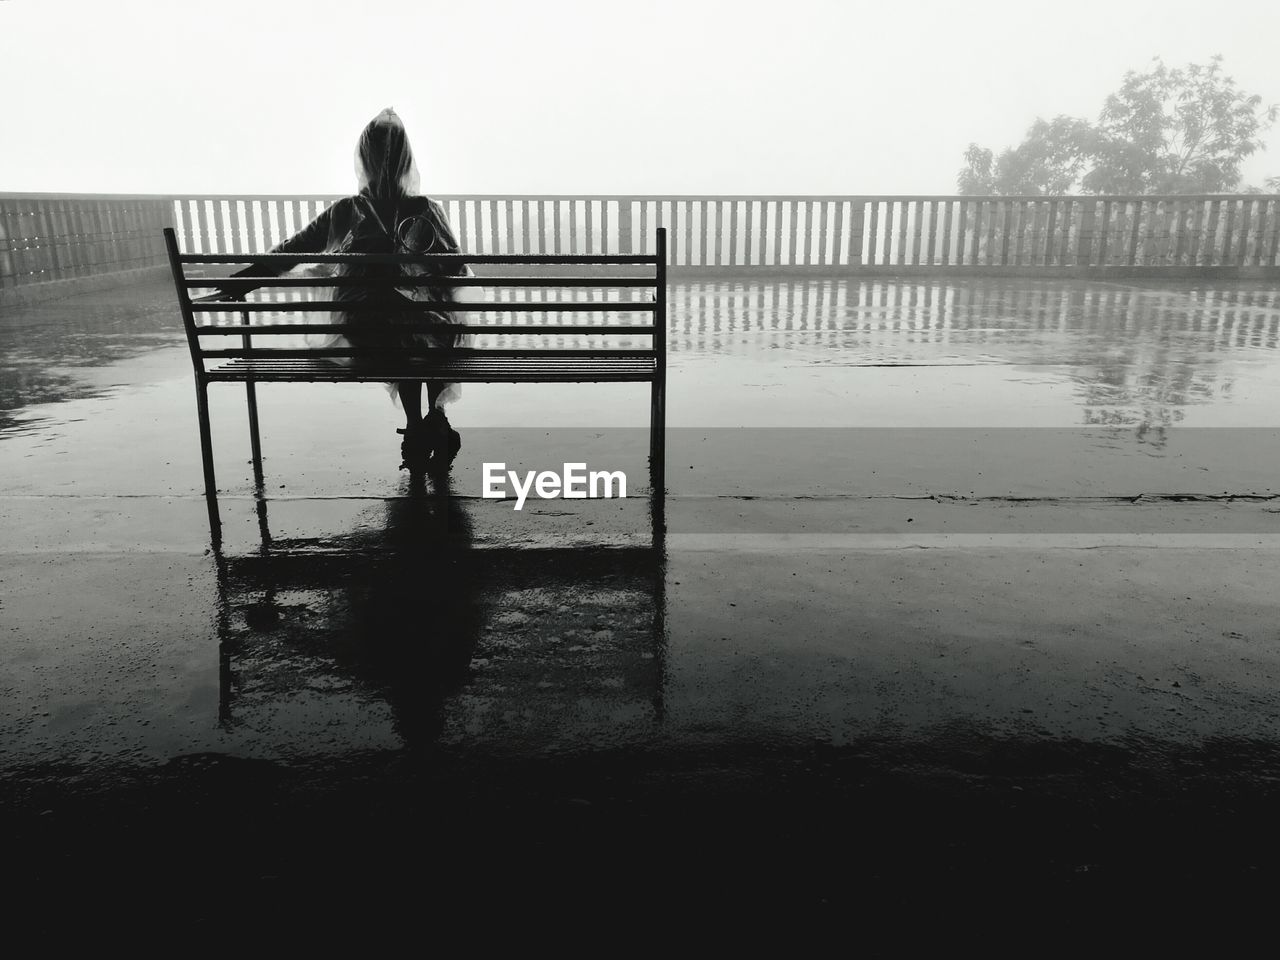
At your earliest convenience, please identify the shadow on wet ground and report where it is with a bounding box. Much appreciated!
[4,277,1280,916]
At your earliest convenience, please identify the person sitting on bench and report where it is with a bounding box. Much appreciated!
[218,107,479,473]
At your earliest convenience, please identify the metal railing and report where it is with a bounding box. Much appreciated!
[169,194,1280,272]
[0,193,171,289]
[4,193,1279,294]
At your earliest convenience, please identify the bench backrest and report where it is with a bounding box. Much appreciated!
[162,226,666,378]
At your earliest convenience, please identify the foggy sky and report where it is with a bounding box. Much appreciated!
[2,0,1277,195]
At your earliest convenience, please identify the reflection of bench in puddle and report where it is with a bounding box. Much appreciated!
[213,517,667,751]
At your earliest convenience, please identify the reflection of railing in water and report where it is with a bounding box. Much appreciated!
[661,279,1274,432]
[4,193,1279,297]
[662,280,1280,352]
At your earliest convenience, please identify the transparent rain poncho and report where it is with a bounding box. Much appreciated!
[238,107,481,405]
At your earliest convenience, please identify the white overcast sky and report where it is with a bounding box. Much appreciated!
[2,0,1277,195]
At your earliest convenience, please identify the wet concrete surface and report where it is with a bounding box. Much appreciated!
[4,277,1280,916]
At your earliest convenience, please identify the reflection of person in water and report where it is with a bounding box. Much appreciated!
[350,475,480,746]
[217,473,480,749]
[223,108,482,474]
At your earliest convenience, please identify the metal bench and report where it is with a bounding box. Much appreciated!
[162,226,668,546]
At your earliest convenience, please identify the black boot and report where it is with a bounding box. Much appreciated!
[423,407,461,466]
[396,421,434,474]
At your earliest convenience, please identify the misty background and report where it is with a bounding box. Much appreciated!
[1,0,1276,195]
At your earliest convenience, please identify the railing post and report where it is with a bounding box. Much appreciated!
[849,200,865,268]
[878,201,891,266]
[1027,201,1042,266]
[37,200,62,280]
[195,199,211,255]
[1252,199,1268,267]
[212,199,228,253]
[227,200,243,256]
[802,200,814,267]
[713,200,724,267]
[1228,199,1249,267]
[998,201,1011,266]
[927,200,939,266]
[1076,200,1096,267]
[818,200,830,267]
[729,200,740,268]
[1057,199,1074,266]
[985,199,998,266]
[1160,199,1176,265]
[897,201,910,266]
[912,201,925,265]
[618,198,633,254]
[1143,199,1161,265]
[1187,199,1205,266]
[1268,199,1280,268]
[1096,200,1111,266]
[700,200,710,267]
[0,199,16,288]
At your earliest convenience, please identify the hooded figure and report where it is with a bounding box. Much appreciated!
[230,108,479,472]
[355,107,420,198]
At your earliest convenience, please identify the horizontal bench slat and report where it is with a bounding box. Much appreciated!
[180,252,659,265]
[204,356,659,384]
[201,348,658,359]
[209,363,659,372]
[208,373,657,383]
[194,324,656,336]
[187,276,657,289]
[190,300,656,313]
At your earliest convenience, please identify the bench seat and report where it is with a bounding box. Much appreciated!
[204,355,660,383]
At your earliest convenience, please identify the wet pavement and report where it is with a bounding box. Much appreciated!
[4,276,1280,913]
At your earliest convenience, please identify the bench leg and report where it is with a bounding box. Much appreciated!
[195,379,222,547]
[243,379,274,545]
[649,378,666,532]
[245,380,265,492]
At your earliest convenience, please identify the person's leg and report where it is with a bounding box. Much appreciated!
[396,381,432,472]
[424,381,460,460]
[426,381,444,411]
[398,382,422,428]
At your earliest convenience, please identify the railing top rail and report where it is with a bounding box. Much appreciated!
[6,191,1279,203]
[0,192,186,201]
[429,193,1280,203]
[201,192,1280,203]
